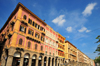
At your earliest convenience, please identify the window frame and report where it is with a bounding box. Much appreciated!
[19,25,26,33]
[35,44,37,50]
[19,38,23,45]
[23,15,27,20]
[28,41,31,48]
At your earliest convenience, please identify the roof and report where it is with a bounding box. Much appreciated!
[65,40,77,48]
[0,2,47,33]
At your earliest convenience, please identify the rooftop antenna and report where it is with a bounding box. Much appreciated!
[43,20,45,21]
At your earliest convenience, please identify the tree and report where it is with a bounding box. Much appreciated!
[94,56,100,64]
[94,35,100,54]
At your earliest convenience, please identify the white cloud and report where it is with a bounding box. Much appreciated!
[78,27,87,32]
[82,3,97,16]
[86,30,91,33]
[81,43,86,47]
[52,15,66,26]
[66,27,72,32]
[78,27,91,33]
[67,36,69,38]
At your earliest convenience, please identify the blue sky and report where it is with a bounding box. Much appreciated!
[0,0,100,59]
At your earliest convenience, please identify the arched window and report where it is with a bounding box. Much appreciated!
[35,44,37,50]
[23,15,27,20]
[19,38,23,45]
[28,41,31,48]
[41,46,43,51]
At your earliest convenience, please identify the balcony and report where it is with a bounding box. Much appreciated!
[58,41,64,45]
[8,31,13,37]
[70,53,76,57]
[21,19,28,25]
[16,44,25,49]
[5,35,8,39]
[39,51,44,54]
[26,34,34,40]
[10,20,16,25]
[41,31,45,35]
[58,47,64,51]
[1,32,5,36]
[21,19,28,26]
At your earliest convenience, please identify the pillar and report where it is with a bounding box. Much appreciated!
[36,58,39,66]
[50,58,52,66]
[20,57,24,66]
[41,56,44,66]
[6,55,13,66]
[29,58,32,66]
[56,59,58,66]
[53,58,55,66]
[46,57,48,66]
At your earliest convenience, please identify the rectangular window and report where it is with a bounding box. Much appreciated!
[11,25,14,31]
[35,23,37,28]
[28,19,32,24]
[45,51,47,55]
[35,33,39,38]
[38,25,40,30]
[32,21,35,26]
[28,30,32,35]
[20,25,26,33]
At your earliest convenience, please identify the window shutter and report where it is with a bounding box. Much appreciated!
[24,28,26,33]
[20,25,22,31]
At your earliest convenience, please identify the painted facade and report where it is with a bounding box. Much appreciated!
[65,41,77,66]
[0,2,92,66]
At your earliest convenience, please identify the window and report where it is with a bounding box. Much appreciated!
[35,44,37,50]
[11,25,14,31]
[45,51,47,55]
[35,33,39,39]
[28,19,32,24]
[28,30,32,34]
[23,15,27,20]
[41,46,43,51]
[19,25,26,33]
[28,29,34,36]
[38,25,40,30]
[14,16,16,19]
[41,36,44,41]
[8,37,11,45]
[50,49,51,55]
[35,23,38,28]
[32,21,35,26]
[53,53,54,56]
[19,38,23,45]
[40,27,42,30]
[49,52,51,55]
[28,41,31,48]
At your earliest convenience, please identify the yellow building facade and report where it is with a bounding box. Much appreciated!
[65,41,77,66]
[0,2,91,66]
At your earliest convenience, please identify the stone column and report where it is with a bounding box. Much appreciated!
[50,58,52,66]
[59,59,61,66]
[20,57,24,66]
[36,58,39,66]
[56,59,58,66]
[46,57,48,66]
[53,58,55,66]
[29,58,32,66]
[41,56,44,66]
[6,55,13,66]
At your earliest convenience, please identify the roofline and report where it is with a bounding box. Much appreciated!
[65,40,77,48]
[57,32,66,39]
[77,48,90,59]
[0,2,47,33]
